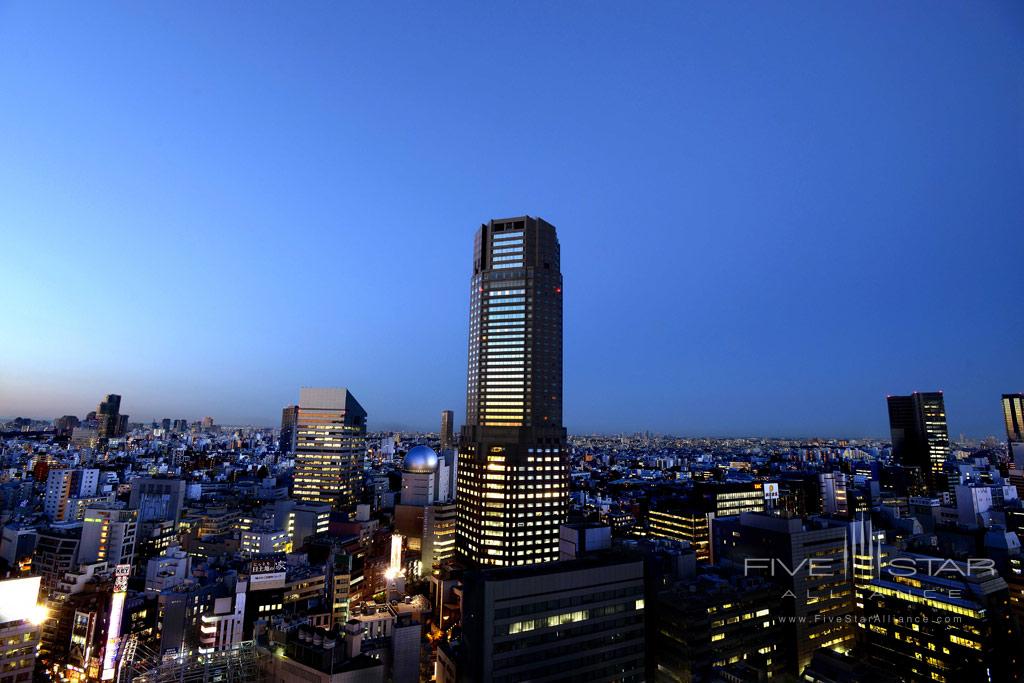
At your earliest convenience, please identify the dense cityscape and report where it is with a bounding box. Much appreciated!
[0,217,1022,683]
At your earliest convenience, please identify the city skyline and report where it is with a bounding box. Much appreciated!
[2,3,1022,436]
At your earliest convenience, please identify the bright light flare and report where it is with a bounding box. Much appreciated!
[28,605,49,625]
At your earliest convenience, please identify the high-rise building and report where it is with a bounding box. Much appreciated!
[280,405,299,455]
[440,410,454,451]
[1003,393,1024,468]
[819,470,850,517]
[860,551,1019,681]
[456,216,567,567]
[128,476,187,524]
[33,526,82,597]
[80,505,138,568]
[292,388,367,510]
[654,572,785,681]
[96,393,127,440]
[713,512,856,674]
[887,392,950,497]
[647,482,768,561]
[44,468,100,522]
[438,554,646,682]
[54,415,80,437]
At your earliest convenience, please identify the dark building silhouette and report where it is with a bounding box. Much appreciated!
[96,393,127,440]
[440,409,454,452]
[655,572,785,681]
[456,216,567,567]
[53,415,79,437]
[438,554,646,682]
[887,391,950,497]
[280,404,298,454]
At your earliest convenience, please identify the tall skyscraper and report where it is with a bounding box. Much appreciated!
[96,393,127,440]
[292,388,367,511]
[887,391,950,497]
[280,404,299,455]
[439,410,454,451]
[1003,393,1024,467]
[456,216,567,567]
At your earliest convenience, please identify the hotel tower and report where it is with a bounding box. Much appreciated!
[455,216,567,566]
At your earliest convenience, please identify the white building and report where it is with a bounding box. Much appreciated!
[80,505,138,567]
[240,529,291,556]
[44,468,100,521]
[956,483,1019,528]
[145,545,192,595]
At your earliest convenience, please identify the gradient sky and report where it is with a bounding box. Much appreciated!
[1,2,1022,437]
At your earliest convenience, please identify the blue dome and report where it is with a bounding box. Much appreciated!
[402,445,439,473]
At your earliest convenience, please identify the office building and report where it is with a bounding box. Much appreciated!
[96,393,127,440]
[54,415,79,437]
[145,545,192,595]
[956,481,1019,527]
[128,476,187,524]
[713,512,856,674]
[655,572,784,680]
[819,471,849,517]
[80,505,138,567]
[280,404,298,455]
[888,392,950,497]
[274,500,332,550]
[240,529,291,556]
[292,388,367,510]
[648,482,767,561]
[44,468,100,522]
[263,623,384,683]
[421,502,457,573]
[1005,394,1024,468]
[440,410,454,451]
[33,526,82,597]
[0,524,37,571]
[860,551,1018,682]
[456,216,567,567]
[439,553,646,682]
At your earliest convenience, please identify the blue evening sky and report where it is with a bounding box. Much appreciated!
[1,2,1022,437]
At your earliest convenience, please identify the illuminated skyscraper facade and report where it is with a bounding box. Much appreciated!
[887,391,950,497]
[292,388,367,510]
[1004,393,1024,467]
[456,216,567,566]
